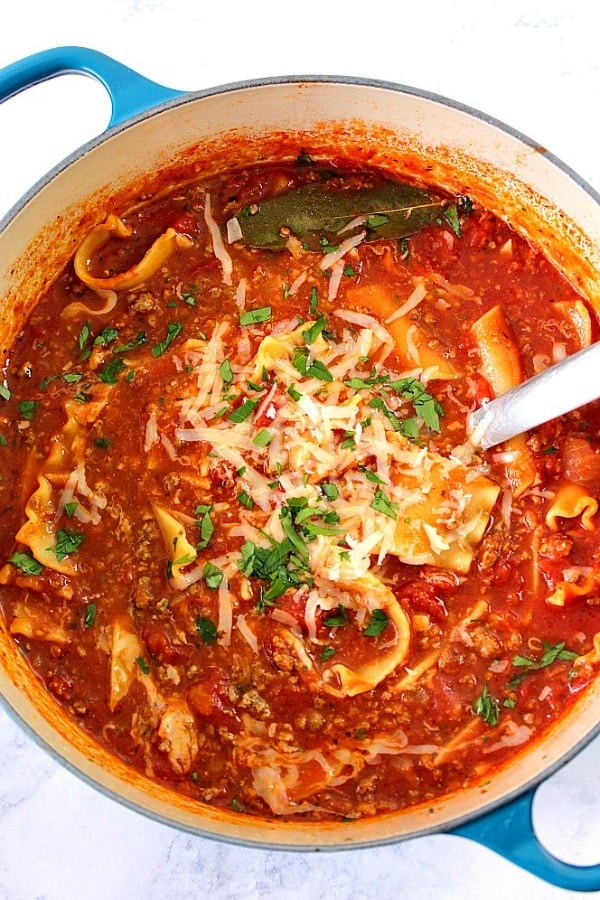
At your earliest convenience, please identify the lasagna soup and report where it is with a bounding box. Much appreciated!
[1,156,600,820]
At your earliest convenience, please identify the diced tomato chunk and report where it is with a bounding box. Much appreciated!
[171,212,200,237]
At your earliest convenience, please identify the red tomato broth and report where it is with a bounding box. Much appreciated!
[0,157,599,821]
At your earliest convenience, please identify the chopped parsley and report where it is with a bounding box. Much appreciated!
[509,641,578,688]
[219,358,234,384]
[228,397,258,423]
[19,400,38,420]
[237,490,254,509]
[370,487,399,520]
[363,608,389,637]
[50,528,85,562]
[292,347,333,382]
[390,377,443,432]
[196,616,218,645]
[358,465,387,485]
[324,605,349,628]
[239,502,321,607]
[151,322,183,357]
[303,315,328,345]
[473,684,500,726]
[84,602,97,628]
[239,306,272,326]
[320,482,339,501]
[114,331,147,354]
[9,551,43,576]
[136,657,150,675]
[98,358,126,384]
[194,504,214,551]
[203,561,224,590]
[78,323,92,356]
[346,371,443,435]
[93,325,119,347]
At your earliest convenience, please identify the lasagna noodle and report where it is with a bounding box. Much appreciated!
[545,482,598,531]
[73,214,193,293]
[344,283,461,379]
[470,305,536,496]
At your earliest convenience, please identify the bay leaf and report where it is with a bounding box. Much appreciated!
[234,180,445,250]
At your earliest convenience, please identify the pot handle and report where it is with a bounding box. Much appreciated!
[450,787,600,891]
[0,46,183,128]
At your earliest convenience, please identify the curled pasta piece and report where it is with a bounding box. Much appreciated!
[328,585,410,696]
[157,697,200,775]
[61,288,117,320]
[252,747,362,815]
[9,600,71,645]
[554,299,592,349]
[252,321,328,381]
[546,573,595,607]
[471,305,536,497]
[283,572,411,698]
[503,433,538,499]
[545,482,598,531]
[152,504,198,581]
[470,305,523,396]
[15,475,75,575]
[109,618,144,711]
[74,213,193,292]
[345,283,460,379]
[574,631,600,669]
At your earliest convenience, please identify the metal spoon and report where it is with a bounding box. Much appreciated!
[467,341,600,449]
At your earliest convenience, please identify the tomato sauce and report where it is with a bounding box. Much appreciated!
[0,157,599,820]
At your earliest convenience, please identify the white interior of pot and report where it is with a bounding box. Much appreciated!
[1,78,599,847]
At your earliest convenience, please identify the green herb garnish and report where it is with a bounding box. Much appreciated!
[98,358,126,384]
[136,657,150,675]
[228,398,258,423]
[240,306,272,326]
[51,528,85,561]
[363,608,389,637]
[19,400,38,420]
[9,551,43,575]
[219,359,234,384]
[151,322,183,357]
[203,562,224,590]
[370,487,398,520]
[292,347,333,382]
[196,617,218,644]
[114,331,147,354]
[509,641,578,688]
[253,428,272,447]
[93,325,119,347]
[194,504,214,551]
[473,684,500,726]
[324,605,349,628]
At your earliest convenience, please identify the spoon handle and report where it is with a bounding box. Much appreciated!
[468,341,600,449]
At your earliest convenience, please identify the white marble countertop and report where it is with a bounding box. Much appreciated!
[1,2,599,898]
